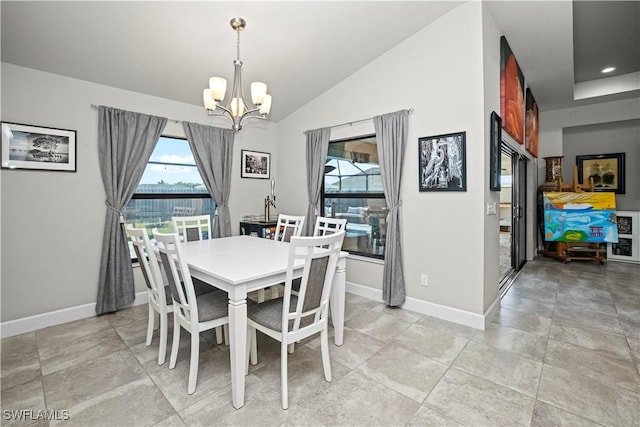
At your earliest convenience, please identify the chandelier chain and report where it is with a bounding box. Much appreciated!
[236,28,241,62]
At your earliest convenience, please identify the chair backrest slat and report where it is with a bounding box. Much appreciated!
[313,216,347,237]
[274,214,305,242]
[172,215,212,242]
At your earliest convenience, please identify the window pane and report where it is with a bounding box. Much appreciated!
[124,198,215,258]
[324,137,382,194]
[323,197,387,257]
[139,137,206,189]
[322,135,387,258]
[124,136,215,259]
[124,198,215,233]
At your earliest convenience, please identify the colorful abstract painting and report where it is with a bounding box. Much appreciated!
[525,88,538,157]
[543,192,618,243]
[500,36,525,145]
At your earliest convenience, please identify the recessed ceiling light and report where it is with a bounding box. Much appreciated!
[601,66,616,74]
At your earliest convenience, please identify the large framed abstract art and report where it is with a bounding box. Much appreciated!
[525,88,539,158]
[500,36,525,146]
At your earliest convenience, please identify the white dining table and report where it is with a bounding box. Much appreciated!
[181,235,347,409]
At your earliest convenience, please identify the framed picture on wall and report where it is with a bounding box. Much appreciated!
[241,149,270,179]
[1,122,77,172]
[490,111,502,191]
[418,131,467,192]
[576,152,625,194]
[525,88,539,157]
[500,36,525,145]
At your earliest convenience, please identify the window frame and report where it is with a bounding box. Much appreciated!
[126,135,214,261]
[321,133,386,260]
[128,135,213,202]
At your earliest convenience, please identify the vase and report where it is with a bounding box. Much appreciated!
[538,156,564,251]
[542,156,563,188]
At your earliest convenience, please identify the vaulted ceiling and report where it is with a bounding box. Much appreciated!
[2,1,638,122]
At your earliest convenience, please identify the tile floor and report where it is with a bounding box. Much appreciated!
[2,256,639,426]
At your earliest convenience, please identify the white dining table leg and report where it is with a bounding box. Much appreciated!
[330,256,346,346]
[228,297,247,409]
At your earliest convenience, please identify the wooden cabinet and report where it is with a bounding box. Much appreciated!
[607,211,640,263]
[239,220,278,239]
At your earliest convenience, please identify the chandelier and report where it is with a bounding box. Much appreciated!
[203,18,272,132]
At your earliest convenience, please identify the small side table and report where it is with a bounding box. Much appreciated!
[239,220,278,239]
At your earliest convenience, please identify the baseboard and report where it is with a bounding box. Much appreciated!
[345,280,382,302]
[2,284,502,338]
[346,281,501,330]
[0,292,149,338]
[482,295,502,329]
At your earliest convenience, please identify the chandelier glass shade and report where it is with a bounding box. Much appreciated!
[203,18,272,132]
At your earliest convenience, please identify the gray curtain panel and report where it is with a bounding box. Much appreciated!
[182,122,235,238]
[374,110,410,306]
[96,106,167,315]
[304,127,331,236]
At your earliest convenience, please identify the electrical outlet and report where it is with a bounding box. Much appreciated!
[420,274,429,287]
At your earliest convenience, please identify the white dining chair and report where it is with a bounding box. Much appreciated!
[172,214,226,344]
[247,230,345,409]
[289,215,347,296]
[313,216,347,236]
[127,224,174,365]
[257,214,305,303]
[172,214,212,242]
[273,214,305,242]
[153,229,230,395]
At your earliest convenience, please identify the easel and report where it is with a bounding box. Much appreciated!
[555,164,595,193]
[539,166,607,264]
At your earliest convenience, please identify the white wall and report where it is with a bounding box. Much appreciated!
[563,119,640,211]
[275,2,491,317]
[481,3,503,312]
[537,97,640,186]
[0,63,278,323]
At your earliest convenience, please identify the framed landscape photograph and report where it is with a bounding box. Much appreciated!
[1,122,76,172]
[418,131,467,192]
[576,152,625,194]
[490,111,502,191]
[241,149,270,179]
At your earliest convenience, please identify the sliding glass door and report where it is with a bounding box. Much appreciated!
[512,154,528,271]
[499,143,528,291]
[499,152,513,279]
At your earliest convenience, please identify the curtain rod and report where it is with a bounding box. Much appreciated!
[91,104,414,129]
[327,108,414,131]
[90,104,183,124]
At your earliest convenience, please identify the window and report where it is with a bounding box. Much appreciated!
[124,136,215,243]
[322,135,387,258]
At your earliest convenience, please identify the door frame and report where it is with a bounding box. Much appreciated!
[512,153,528,271]
[499,136,537,294]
